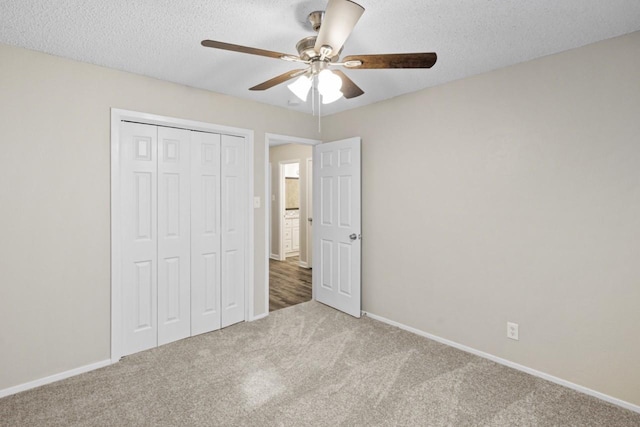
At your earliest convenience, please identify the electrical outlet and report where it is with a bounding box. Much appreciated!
[507,322,519,340]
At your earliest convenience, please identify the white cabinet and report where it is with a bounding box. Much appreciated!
[284,211,300,256]
[292,218,300,252]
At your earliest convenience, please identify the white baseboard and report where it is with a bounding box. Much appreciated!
[269,253,280,261]
[249,312,269,322]
[298,261,309,268]
[0,359,113,399]
[362,311,640,415]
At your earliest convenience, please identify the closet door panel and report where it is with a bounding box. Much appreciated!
[120,122,158,355]
[191,132,222,335]
[221,135,246,328]
[157,127,191,346]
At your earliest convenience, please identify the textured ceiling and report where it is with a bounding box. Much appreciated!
[2,0,640,116]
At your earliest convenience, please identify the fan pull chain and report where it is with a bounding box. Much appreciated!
[318,92,322,133]
[311,78,315,117]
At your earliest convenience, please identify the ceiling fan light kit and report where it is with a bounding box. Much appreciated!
[321,88,344,105]
[317,69,343,104]
[201,0,437,109]
[288,75,313,102]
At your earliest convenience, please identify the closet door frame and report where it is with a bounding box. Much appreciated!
[110,108,254,363]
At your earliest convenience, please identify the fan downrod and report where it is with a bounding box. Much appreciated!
[295,11,326,61]
[296,10,344,62]
[307,11,325,32]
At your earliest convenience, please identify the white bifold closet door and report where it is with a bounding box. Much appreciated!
[220,135,246,327]
[190,131,222,335]
[157,127,191,346]
[121,122,159,355]
[119,122,246,356]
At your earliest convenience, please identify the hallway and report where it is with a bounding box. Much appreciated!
[269,256,312,311]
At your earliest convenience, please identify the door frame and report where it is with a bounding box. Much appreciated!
[111,108,254,362]
[278,159,301,261]
[305,157,313,269]
[264,133,321,316]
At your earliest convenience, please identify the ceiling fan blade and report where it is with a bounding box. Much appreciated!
[314,0,365,57]
[343,53,438,69]
[333,70,364,99]
[201,40,292,60]
[249,69,308,91]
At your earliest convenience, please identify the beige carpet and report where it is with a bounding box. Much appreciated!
[1,301,638,426]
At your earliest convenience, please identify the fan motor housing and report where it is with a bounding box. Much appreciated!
[296,36,318,61]
[296,35,343,62]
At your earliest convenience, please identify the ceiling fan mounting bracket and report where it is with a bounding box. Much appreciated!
[308,11,325,32]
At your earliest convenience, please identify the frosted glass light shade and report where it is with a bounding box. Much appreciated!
[322,89,343,104]
[317,70,343,104]
[287,75,312,102]
[317,70,342,95]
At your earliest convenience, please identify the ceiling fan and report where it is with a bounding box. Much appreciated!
[201,0,437,105]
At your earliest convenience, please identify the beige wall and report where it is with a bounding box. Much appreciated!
[0,42,317,391]
[269,144,313,264]
[2,30,639,408]
[322,31,640,406]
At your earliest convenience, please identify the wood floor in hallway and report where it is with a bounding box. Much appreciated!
[269,256,312,312]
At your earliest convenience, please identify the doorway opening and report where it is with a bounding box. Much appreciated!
[265,134,320,312]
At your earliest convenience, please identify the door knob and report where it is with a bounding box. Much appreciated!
[349,233,357,241]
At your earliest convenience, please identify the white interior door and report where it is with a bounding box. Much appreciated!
[312,137,361,318]
[190,131,222,335]
[221,135,246,328]
[157,127,191,345]
[120,122,159,354]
